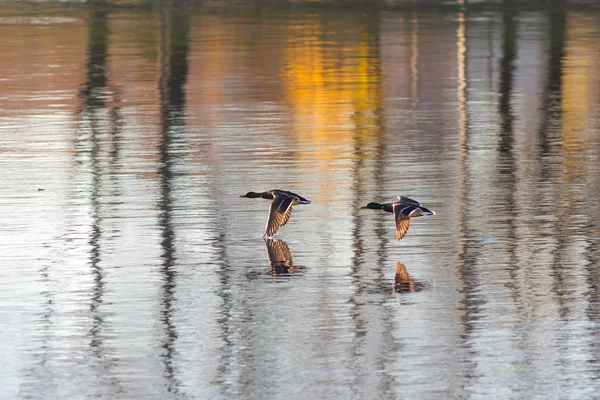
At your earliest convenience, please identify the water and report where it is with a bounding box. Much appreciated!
[1,3,600,399]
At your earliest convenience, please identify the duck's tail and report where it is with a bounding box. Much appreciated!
[421,207,435,216]
[409,206,435,217]
[293,197,311,205]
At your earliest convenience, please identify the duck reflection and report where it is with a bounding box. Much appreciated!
[264,239,297,275]
[393,262,424,294]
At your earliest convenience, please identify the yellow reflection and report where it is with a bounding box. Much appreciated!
[411,14,419,105]
[561,22,594,179]
[456,12,467,137]
[282,16,382,173]
[456,11,468,236]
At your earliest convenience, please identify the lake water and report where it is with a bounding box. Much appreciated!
[1,2,600,399]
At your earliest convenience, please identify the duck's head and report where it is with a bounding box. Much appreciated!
[362,202,384,210]
[240,191,261,198]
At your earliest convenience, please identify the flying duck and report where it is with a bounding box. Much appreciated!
[240,189,310,237]
[362,196,435,240]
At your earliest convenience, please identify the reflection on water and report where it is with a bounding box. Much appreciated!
[1,2,600,399]
[393,262,424,294]
[156,6,189,395]
[264,239,298,276]
[77,3,112,390]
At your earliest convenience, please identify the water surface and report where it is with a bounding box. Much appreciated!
[1,3,600,399]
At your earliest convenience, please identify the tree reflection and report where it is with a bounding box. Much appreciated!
[538,5,566,160]
[77,3,123,393]
[79,3,109,359]
[454,8,480,388]
[537,4,569,319]
[156,4,189,395]
[497,1,521,315]
[80,7,109,108]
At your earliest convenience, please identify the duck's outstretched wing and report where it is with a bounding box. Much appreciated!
[274,190,311,204]
[393,204,412,240]
[397,196,422,207]
[264,195,294,237]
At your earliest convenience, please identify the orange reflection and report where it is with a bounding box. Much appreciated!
[560,16,596,180]
[456,10,468,241]
[0,15,87,113]
[282,16,382,175]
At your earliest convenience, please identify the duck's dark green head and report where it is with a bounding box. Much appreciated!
[362,202,384,210]
[240,191,261,198]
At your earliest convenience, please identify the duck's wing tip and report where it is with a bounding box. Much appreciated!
[397,196,422,206]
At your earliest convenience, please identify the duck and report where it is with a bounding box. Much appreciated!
[240,190,311,237]
[362,196,435,240]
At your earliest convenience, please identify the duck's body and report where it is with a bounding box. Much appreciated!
[362,196,435,240]
[240,189,310,238]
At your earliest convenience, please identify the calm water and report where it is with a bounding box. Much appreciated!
[1,3,600,399]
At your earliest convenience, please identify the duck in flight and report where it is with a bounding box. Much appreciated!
[362,196,435,240]
[240,190,311,238]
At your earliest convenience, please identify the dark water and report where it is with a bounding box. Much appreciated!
[1,3,600,399]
